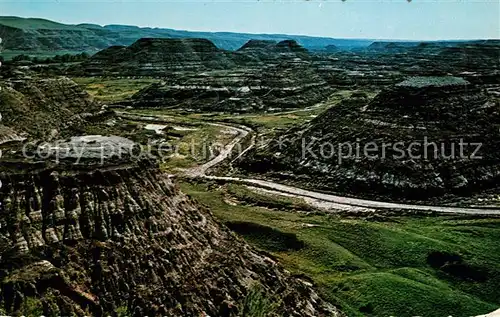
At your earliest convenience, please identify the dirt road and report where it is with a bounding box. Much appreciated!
[122,111,500,215]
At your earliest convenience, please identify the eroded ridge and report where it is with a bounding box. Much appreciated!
[0,160,342,317]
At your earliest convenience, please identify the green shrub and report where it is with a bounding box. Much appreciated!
[240,283,280,317]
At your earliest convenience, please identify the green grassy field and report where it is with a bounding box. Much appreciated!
[219,90,362,132]
[72,79,370,133]
[181,181,500,317]
[161,124,236,171]
[72,78,159,103]
[123,109,238,171]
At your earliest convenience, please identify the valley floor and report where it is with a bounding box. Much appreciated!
[182,180,500,317]
[78,79,500,317]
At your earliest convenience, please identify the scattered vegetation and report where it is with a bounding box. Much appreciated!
[240,283,280,317]
[115,305,131,317]
[181,181,500,317]
[226,221,305,251]
[126,90,375,136]
[226,184,314,212]
[159,123,235,171]
[72,78,159,103]
[19,297,44,316]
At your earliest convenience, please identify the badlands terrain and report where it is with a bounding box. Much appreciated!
[0,16,499,317]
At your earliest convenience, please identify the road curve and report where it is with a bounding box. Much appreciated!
[120,111,500,215]
[115,111,253,176]
[183,122,251,177]
[203,176,500,215]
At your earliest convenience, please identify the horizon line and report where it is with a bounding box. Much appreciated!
[1,15,499,42]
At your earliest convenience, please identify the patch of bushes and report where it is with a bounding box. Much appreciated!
[240,283,280,317]
[427,251,489,282]
[226,221,305,252]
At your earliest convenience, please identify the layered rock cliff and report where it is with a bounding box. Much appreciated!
[74,37,317,77]
[126,60,331,113]
[314,40,500,90]
[0,75,101,140]
[0,159,342,316]
[76,38,237,76]
[234,39,310,64]
[240,77,500,199]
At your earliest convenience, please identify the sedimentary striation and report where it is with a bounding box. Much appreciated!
[234,39,310,64]
[126,61,331,112]
[240,77,500,199]
[0,69,343,315]
[76,38,237,76]
[0,74,101,140]
[0,159,342,316]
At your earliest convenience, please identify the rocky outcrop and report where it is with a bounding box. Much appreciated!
[235,39,310,64]
[125,60,332,112]
[435,41,500,75]
[0,159,342,316]
[0,75,101,139]
[314,40,500,90]
[237,40,278,51]
[76,38,236,76]
[74,37,316,77]
[366,41,419,53]
[240,77,500,199]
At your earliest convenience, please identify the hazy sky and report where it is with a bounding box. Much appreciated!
[1,0,499,40]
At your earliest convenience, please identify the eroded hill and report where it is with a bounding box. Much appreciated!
[76,38,237,76]
[75,38,313,76]
[240,76,500,200]
[0,71,343,316]
[0,72,101,140]
[126,61,331,112]
[83,38,333,112]
[0,159,342,316]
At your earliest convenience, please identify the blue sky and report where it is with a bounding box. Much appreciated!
[1,0,498,40]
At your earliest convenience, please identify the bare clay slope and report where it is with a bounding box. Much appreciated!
[241,77,500,200]
[0,160,342,316]
[0,73,101,140]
